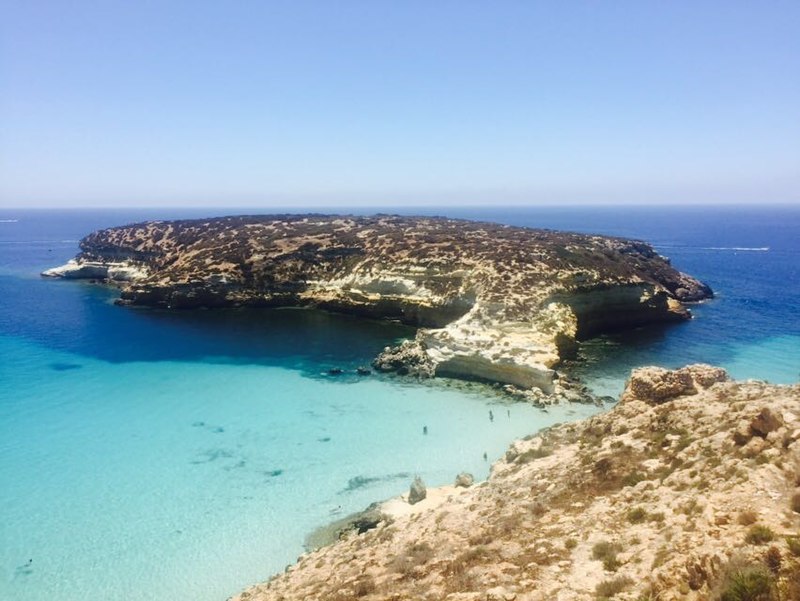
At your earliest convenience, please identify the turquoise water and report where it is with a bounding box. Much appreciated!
[0,333,600,601]
[1,206,799,600]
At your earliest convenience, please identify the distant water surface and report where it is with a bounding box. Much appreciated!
[1,205,798,601]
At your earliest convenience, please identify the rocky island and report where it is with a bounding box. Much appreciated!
[43,214,711,392]
[232,366,800,601]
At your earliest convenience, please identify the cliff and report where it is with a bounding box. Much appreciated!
[232,366,800,601]
[43,214,711,391]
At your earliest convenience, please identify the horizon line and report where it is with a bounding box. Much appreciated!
[1,200,799,212]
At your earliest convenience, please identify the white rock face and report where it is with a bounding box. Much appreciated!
[42,260,147,282]
[418,301,575,391]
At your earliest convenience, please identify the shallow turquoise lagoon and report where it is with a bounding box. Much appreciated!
[0,334,600,601]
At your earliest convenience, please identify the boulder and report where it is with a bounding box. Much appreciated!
[373,340,435,378]
[408,476,427,505]
[622,364,729,404]
[622,366,696,404]
[750,407,783,438]
[350,504,384,534]
[684,364,728,388]
[454,472,474,488]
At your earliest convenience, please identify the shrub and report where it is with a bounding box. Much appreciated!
[622,471,647,487]
[745,525,775,545]
[529,501,547,517]
[595,575,633,599]
[627,507,647,524]
[783,561,800,601]
[738,510,758,526]
[517,446,552,463]
[681,499,702,516]
[565,537,578,550]
[353,576,376,597]
[389,542,434,576]
[592,541,623,572]
[786,535,800,557]
[791,492,800,514]
[442,547,488,594]
[676,433,693,451]
[718,566,776,601]
[651,546,669,569]
[763,546,781,574]
[593,457,615,480]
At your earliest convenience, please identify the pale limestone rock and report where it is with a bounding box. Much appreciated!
[42,259,148,282]
[683,364,728,388]
[622,364,729,405]
[622,366,696,404]
[408,476,427,505]
[454,472,475,488]
[750,407,783,438]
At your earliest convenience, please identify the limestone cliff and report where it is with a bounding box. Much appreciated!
[43,215,711,390]
[232,366,800,601]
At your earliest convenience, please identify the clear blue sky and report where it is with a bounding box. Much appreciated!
[1,1,798,208]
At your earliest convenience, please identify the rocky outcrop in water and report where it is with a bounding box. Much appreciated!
[231,366,800,601]
[43,214,711,391]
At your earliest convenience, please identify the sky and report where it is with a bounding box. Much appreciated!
[1,1,798,208]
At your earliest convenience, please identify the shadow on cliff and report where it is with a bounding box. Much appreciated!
[1,275,414,374]
[568,310,744,393]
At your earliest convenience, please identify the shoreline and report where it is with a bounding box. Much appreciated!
[230,365,800,601]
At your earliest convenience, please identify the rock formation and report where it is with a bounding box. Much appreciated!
[409,476,427,505]
[455,472,475,488]
[43,214,712,391]
[231,366,800,601]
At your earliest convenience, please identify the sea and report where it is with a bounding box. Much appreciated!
[1,205,798,601]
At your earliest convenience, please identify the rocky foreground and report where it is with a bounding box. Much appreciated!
[43,215,711,392]
[232,366,800,601]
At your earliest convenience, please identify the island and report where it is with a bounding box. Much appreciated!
[43,214,711,392]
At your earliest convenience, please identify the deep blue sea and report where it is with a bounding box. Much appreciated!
[1,205,798,601]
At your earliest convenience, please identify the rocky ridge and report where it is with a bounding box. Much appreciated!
[43,215,711,391]
[231,366,800,601]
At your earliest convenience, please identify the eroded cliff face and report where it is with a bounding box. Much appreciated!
[43,215,711,390]
[231,367,800,601]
